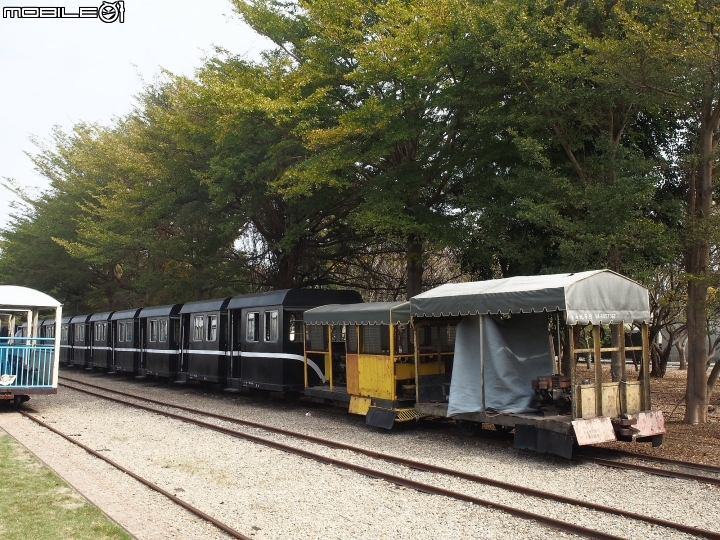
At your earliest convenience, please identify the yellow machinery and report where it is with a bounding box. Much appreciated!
[303,302,449,428]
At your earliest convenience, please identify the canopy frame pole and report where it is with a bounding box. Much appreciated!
[303,323,308,388]
[593,325,603,417]
[327,325,333,391]
[412,320,420,404]
[568,324,576,419]
[480,315,485,413]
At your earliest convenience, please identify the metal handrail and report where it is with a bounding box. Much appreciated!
[0,337,55,388]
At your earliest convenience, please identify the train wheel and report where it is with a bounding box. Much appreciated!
[457,420,479,437]
[12,395,28,408]
[494,424,514,434]
[285,392,301,406]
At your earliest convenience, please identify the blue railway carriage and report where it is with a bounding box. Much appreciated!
[178,298,230,383]
[70,314,91,369]
[89,311,114,370]
[139,304,182,378]
[59,315,73,366]
[227,289,363,396]
[112,308,142,374]
[0,285,62,405]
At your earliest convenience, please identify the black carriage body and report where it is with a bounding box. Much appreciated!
[179,299,230,383]
[59,316,73,365]
[140,304,182,378]
[70,314,91,368]
[89,311,114,369]
[229,289,363,392]
[112,308,142,374]
[40,319,56,340]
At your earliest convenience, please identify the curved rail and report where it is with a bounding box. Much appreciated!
[58,377,720,540]
[18,410,251,540]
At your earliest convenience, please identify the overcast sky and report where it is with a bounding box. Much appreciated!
[0,0,272,228]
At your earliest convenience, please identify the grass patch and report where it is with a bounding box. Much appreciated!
[0,432,133,540]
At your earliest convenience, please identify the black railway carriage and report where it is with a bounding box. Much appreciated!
[59,315,73,366]
[178,298,229,383]
[70,314,91,369]
[139,304,182,378]
[228,289,363,394]
[112,308,142,374]
[89,311,114,370]
[40,319,55,340]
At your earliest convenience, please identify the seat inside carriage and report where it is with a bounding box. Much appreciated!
[0,285,62,404]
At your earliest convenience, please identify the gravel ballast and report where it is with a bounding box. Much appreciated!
[1,370,717,540]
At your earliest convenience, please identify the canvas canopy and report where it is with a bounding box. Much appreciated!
[304,302,410,326]
[446,313,555,416]
[411,270,649,325]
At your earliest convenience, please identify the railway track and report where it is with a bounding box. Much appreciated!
[54,375,720,539]
[18,408,251,540]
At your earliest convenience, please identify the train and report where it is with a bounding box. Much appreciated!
[12,270,667,458]
[0,285,62,406]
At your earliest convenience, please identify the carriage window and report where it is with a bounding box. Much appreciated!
[346,325,358,353]
[206,315,217,342]
[265,311,278,342]
[173,320,180,343]
[126,322,133,343]
[150,319,158,342]
[159,319,168,342]
[288,312,303,342]
[75,325,85,342]
[119,322,126,343]
[97,323,106,342]
[246,312,259,342]
[62,326,68,342]
[361,325,390,355]
[193,315,204,341]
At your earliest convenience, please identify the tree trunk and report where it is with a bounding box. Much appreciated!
[708,359,720,400]
[406,234,423,299]
[676,339,687,370]
[684,111,714,424]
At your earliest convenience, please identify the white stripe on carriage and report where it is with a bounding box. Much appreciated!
[239,351,325,383]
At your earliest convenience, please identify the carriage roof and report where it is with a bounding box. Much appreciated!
[410,269,650,325]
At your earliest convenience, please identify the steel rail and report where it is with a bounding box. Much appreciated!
[60,376,720,483]
[59,378,720,540]
[575,455,720,487]
[18,410,251,540]
[580,448,720,475]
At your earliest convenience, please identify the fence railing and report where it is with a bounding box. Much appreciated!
[0,337,55,388]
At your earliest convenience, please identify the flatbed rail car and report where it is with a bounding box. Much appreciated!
[409,269,664,458]
[0,285,62,405]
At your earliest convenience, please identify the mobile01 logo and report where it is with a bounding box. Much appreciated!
[3,1,125,23]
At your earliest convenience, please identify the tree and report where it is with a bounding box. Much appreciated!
[233,0,477,298]
[456,0,676,281]
[608,0,720,423]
